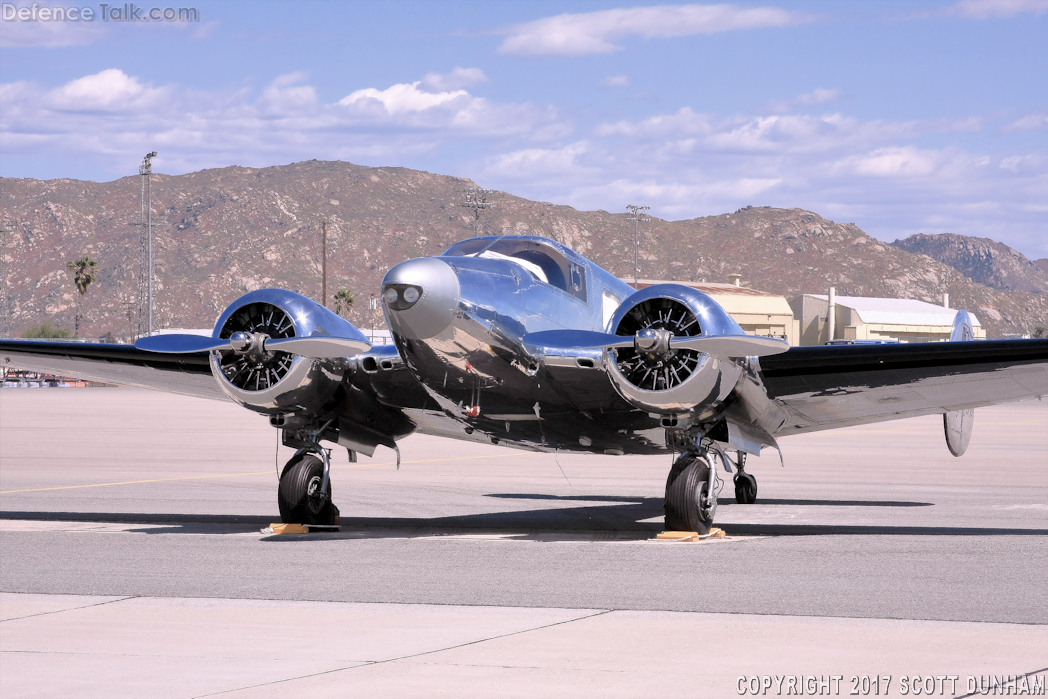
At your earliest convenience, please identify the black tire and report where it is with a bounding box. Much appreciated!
[278,454,337,525]
[734,472,757,504]
[664,454,717,534]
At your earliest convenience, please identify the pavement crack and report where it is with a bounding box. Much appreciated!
[0,595,137,622]
[191,608,613,698]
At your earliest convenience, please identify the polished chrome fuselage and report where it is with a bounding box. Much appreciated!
[375,236,763,455]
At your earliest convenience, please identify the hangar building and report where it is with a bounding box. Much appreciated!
[789,290,985,345]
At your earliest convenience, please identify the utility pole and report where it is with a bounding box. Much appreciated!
[321,221,327,308]
[122,297,137,343]
[626,204,650,289]
[0,220,13,337]
[458,188,494,236]
[138,152,158,335]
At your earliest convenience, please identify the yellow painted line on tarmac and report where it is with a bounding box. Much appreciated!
[0,452,542,494]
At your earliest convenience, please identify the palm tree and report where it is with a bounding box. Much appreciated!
[66,255,97,337]
[334,288,355,319]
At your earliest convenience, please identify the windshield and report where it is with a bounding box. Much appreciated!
[444,237,588,302]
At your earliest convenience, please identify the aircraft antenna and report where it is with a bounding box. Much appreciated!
[458,188,494,236]
[626,204,650,289]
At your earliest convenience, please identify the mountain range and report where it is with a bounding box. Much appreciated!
[2,159,1046,340]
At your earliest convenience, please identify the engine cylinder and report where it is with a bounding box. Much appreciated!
[207,289,350,414]
[605,284,743,414]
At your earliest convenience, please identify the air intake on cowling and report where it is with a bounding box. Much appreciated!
[217,302,296,391]
[614,298,702,390]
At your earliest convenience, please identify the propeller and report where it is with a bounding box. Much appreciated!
[136,332,370,359]
[522,328,789,357]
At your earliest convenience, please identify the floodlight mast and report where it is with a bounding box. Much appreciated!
[139,152,158,335]
[458,188,494,236]
[626,204,650,289]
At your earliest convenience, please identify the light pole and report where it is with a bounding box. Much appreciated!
[458,188,494,236]
[140,152,157,334]
[626,204,650,289]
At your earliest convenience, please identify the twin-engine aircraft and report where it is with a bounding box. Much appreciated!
[3,235,1047,533]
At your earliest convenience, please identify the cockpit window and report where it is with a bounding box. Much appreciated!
[444,237,588,303]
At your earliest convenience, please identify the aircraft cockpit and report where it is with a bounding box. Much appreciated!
[443,237,588,303]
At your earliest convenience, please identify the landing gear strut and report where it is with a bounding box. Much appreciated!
[278,449,340,525]
[664,451,718,534]
[733,452,758,504]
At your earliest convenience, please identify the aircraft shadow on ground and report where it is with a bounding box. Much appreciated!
[4,505,1047,540]
[487,494,934,507]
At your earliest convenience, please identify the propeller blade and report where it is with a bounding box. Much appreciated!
[264,336,371,358]
[135,334,230,354]
[670,334,789,357]
[522,330,635,350]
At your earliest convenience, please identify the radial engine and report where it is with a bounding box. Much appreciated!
[604,284,745,415]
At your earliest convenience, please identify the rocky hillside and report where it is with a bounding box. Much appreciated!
[2,160,1046,339]
[891,232,1048,294]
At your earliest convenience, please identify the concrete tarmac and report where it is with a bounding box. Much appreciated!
[1,388,1046,698]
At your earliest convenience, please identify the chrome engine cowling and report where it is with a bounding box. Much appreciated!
[605,284,744,414]
[208,289,360,414]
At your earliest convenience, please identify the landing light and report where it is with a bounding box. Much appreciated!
[382,284,425,311]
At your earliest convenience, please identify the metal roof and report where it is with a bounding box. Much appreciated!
[808,295,983,327]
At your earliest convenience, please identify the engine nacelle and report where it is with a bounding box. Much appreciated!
[605,284,744,414]
[208,288,360,415]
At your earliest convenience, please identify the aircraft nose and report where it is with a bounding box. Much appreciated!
[382,257,460,340]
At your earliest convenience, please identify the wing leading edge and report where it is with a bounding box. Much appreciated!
[758,339,1048,435]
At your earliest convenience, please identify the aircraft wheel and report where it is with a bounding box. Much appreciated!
[278,454,337,525]
[734,472,757,504]
[664,453,717,534]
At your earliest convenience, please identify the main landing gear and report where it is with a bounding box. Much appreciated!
[663,442,758,534]
[278,449,340,526]
[664,451,718,533]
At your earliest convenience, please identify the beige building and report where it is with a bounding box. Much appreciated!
[789,292,985,345]
[630,279,799,346]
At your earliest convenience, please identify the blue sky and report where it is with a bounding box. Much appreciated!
[1,0,1046,256]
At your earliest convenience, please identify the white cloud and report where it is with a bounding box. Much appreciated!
[1004,110,1048,132]
[595,107,715,137]
[600,75,632,88]
[47,69,168,110]
[950,0,1048,18]
[833,146,942,178]
[0,69,570,179]
[419,67,488,92]
[765,87,842,113]
[793,88,841,107]
[0,11,107,47]
[340,82,469,115]
[496,3,813,57]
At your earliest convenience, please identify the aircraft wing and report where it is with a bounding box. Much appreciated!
[0,340,224,400]
[759,339,1048,435]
